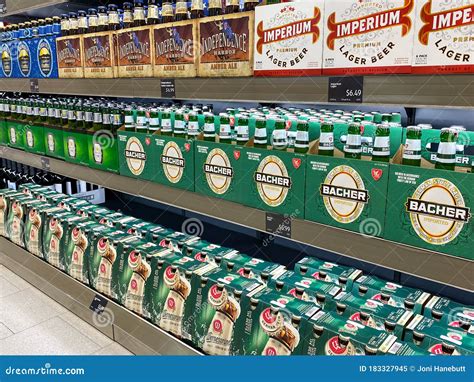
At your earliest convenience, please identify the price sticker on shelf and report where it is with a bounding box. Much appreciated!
[265,212,292,239]
[89,294,108,315]
[328,76,363,103]
[40,157,50,171]
[29,78,39,93]
[160,79,176,98]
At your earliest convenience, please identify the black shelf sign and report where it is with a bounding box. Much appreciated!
[265,212,292,239]
[89,294,108,315]
[0,0,6,14]
[328,76,363,103]
[161,79,176,98]
[30,78,39,93]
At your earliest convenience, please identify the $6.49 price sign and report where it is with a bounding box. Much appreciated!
[328,76,364,103]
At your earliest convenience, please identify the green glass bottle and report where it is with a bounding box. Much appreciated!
[381,113,392,123]
[186,111,200,140]
[435,128,457,171]
[219,113,232,144]
[372,124,390,162]
[294,120,309,154]
[253,116,267,149]
[318,122,334,156]
[124,105,135,132]
[160,109,172,136]
[203,112,216,142]
[53,99,61,126]
[60,101,68,127]
[148,107,160,134]
[236,114,249,146]
[67,100,76,129]
[173,110,185,138]
[111,104,122,132]
[83,102,93,130]
[135,106,148,134]
[92,103,103,131]
[402,126,422,167]
[102,103,112,132]
[272,117,288,151]
[75,100,84,130]
[344,122,362,159]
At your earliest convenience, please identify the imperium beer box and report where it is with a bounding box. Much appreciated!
[323,0,415,75]
[353,275,431,314]
[301,310,429,355]
[254,1,324,76]
[233,288,321,355]
[412,0,474,74]
[404,314,474,355]
[56,35,84,78]
[423,295,474,329]
[152,20,198,77]
[183,267,264,355]
[197,11,254,77]
[83,31,118,78]
[117,26,153,78]
[295,257,363,291]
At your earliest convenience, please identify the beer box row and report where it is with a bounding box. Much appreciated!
[0,35,58,79]
[255,0,474,76]
[56,12,254,79]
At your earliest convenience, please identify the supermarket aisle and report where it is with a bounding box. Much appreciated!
[0,265,132,356]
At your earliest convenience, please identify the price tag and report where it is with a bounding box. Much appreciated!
[29,78,39,93]
[160,79,176,98]
[40,157,50,171]
[265,212,292,239]
[328,76,363,103]
[89,294,108,315]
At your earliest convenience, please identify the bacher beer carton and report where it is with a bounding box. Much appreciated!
[145,253,217,337]
[404,314,473,355]
[117,26,153,77]
[295,257,363,291]
[269,270,342,309]
[423,296,474,330]
[412,0,474,74]
[254,1,324,76]
[330,291,414,339]
[301,310,428,355]
[56,35,84,78]
[353,275,431,314]
[322,0,415,75]
[233,288,320,355]
[183,267,264,355]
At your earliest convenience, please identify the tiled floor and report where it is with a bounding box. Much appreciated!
[0,265,132,355]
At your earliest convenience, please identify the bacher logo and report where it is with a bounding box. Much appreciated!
[204,148,233,195]
[255,155,292,207]
[125,137,147,176]
[161,141,185,184]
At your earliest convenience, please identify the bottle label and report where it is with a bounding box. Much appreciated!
[108,12,119,24]
[204,122,215,134]
[136,115,147,127]
[162,4,174,17]
[372,136,390,156]
[78,17,88,29]
[102,113,110,125]
[209,0,222,8]
[149,117,160,127]
[436,142,456,163]
[55,109,61,118]
[191,0,204,11]
[161,118,172,131]
[345,134,361,153]
[123,11,133,23]
[88,15,98,27]
[113,114,122,126]
[98,14,108,26]
[76,110,84,121]
[273,129,287,141]
[226,0,239,6]
[148,6,159,19]
[61,19,70,31]
[40,107,47,117]
[188,121,199,135]
[220,124,231,138]
[85,111,93,122]
[296,130,309,142]
[61,109,68,119]
[254,127,267,145]
[236,125,249,140]
[68,110,75,120]
[176,2,188,13]
[93,112,102,123]
[48,108,55,118]
[319,132,334,150]
[174,120,185,131]
[133,8,145,21]
[125,115,134,125]
[69,19,79,30]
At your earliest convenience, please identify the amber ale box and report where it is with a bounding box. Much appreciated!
[322,0,415,75]
[153,20,198,78]
[412,0,474,74]
[198,11,254,77]
[117,26,153,78]
[83,31,118,78]
[56,36,84,78]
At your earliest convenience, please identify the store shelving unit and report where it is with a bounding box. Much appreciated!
[1,145,472,292]
[0,237,202,355]
[0,75,473,108]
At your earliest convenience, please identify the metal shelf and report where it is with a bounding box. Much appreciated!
[0,76,473,109]
[1,146,472,292]
[0,237,202,355]
[1,0,68,18]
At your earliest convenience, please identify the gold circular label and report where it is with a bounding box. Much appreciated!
[161,141,184,184]
[255,155,291,207]
[205,148,233,195]
[125,137,146,176]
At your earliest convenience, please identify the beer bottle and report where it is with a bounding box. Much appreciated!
[175,0,189,21]
[111,103,123,132]
[294,120,309,154]
[235,114,249,146]
[219,113,232,143]
[245,0,260,11]
[148,107,160,134]
[363,113,374,122]
[203,112,216,142]
[133,0,147,27]
[84,101,94,130]
[372,124,390,162]
[147,0,160,25]
[75,100,84,130]
[318,122,334,156]
[77,10,88,34]
[97,6,109,32]
[87,9,98,33]
[52,16,61,36]
[352,114,363,123]
[67,100,77,129]
[391,112,402,125]
[161,1,174,23]
[136,106,148,133]
[225,0,240,14]
[37,19,46,37]
[160,108,172,135]
[253,117,268,149]
[124,105,135,132]
[272,117,288,150]
[173,110,186,137]
[381,113,391,123]
[102,103,112,131]
[68,12,79,35]
[190,0,204,19]
[187,111,200,139]
[122,3,134,29]
[53,99,61,126]
[108,4,121,31]
[402,126,422,167]
[46,98,55,126]
[60,14,70,36]
[344,122,362,159]
[208,0,223,16]
[92,103,103,131]
[38,99,47,124]
[451,125,466,155]
[435,128,457,171]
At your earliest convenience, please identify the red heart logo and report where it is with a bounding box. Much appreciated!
[145,137,151,146]
[360,125,365,135]
[285,120,292,131]
[184,143,191,152]
[233,150,240,160]
[371,168,383,181]
[292,158,302,169]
